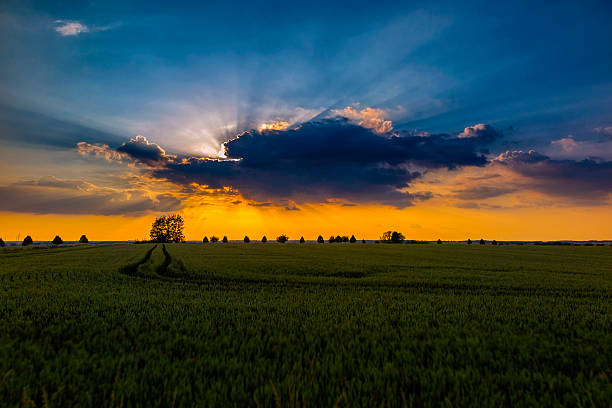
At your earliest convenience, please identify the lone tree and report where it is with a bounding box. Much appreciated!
[22,236,33,246]
[261,236,267,243]
[244,235,250,243]
[0,238,5,247]
[277,235,288,243]
[437,239,442,244]
[381,231,405,243]
[52,235,63,245]
[480,238,485,245]
[150,214,185,243]
[362,239,366,244]
[300,236,305,243]
[79,235,88,243]
[328,235,335,243]
[350,235,356,243]
[203,236,209,243]
[467,238,472,244]
[317,235,324,243]
[210,236,219,243]
[222,236,228,243]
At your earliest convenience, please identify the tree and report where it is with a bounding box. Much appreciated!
[0,238,5,247]
[335,235,342,243]
[350,235,357,243]
[342,236,349,243]
[467,238,472,245]
[210,236,219,243]
[382,231,404,243]
[261,236,267,243]
[300,236,305,243]
[492,240,497,245]
[222,236,228,243]
[480,238,485,245]
[277,235,288,243]
[328,235,335,243]
[22,236,33,246]
[79,235,88,243]
[244,235,250,243]
[203,236,209,243]
[437,239,442,244]
[362,239,366,244]
[52,235,63,245]
[317,235,324,243]
[149,214,185,243]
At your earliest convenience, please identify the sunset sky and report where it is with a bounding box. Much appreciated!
[1,1,612,241]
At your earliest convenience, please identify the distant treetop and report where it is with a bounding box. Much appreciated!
[52,235,63,245]
[22,235,33,246]
[317,235,324,243]
[261,236,267,243]
[349,235,356,243]
[300,236,305,243]
[222,236,228,243]
[244,235,250,243]
[79,235,88,243]
[277,235,288,243]
[0,238,5,247]
[202,236,209,243]
[381,231,405,243]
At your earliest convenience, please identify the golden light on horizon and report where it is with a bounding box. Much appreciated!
[258,121,290,131]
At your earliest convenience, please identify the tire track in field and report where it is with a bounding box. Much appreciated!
[118,245,157,276]
[156,244,187,277]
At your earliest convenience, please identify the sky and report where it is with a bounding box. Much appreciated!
[1,0,611,241]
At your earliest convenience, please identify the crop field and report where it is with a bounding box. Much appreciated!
[1,243,611,407]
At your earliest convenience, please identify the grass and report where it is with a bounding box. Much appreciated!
[0,243,611,407]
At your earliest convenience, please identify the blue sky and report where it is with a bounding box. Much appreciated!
[0,0,611,230]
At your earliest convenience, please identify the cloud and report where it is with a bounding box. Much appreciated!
[0,176,181,216]
[457,123,501,143]
[76,142,126,162]
[333,106,393,134]
[548,136,612,160]
[54,20,89,36]
[594,126,612,137]
[89,119,496,208]
[492,150,612,203]
[259,121,290,131]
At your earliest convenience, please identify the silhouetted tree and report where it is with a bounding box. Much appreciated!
[317,235,324,243]
[382,231,405,243]
[244,235,250,243]
[437,239,442,244]
[0,238,5,247]
[203,236,209,243]
[335,235,342,243]
[467,238,472,245]
[261,236,267,243]
[492,240,497,245]
[79,235,88,243]
[350,235,357,243]
[210,236,219,243]
[149,214,185,243]
[22,236,33,246]
[277,235,288,243]
[300,236,305,243]
[362,239,366,244]
[222,236,228,243]
[329,235,335,243]
[342,236,349,243]
[480,238,485,245]
[52,235,63,245]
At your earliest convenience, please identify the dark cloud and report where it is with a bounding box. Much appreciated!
[0,177,181,216]
[493,150,612,202]
[118,119,494,207]
[452,185,518,200]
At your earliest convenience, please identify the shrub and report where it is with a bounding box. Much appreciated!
[480,238,485,245]
[210,236,219,243]
[492,240,498,245]
[277,235,288,243]
[362,239,366,244]
[203,236,209,243]
[52,235,63,245]
[79,235,89,243]
[261,236,267,243]
[222,236,228,243]
[467,238,472,244]
[244,236,250,243]
[437,239,442,244]
[0,238,5,247]
[300,237,305,243]
[317,235,324,243]
[328,236,335,243]
[22,236,33,246]
[350,235,356,243]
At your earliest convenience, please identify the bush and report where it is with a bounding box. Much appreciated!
[467,238,472,245]
[79,235,89,243]
[22,236,33,246]
[0,238,5,247]
[222,236,228,243]
[362,239,366,244]
[52,235,63,245]
[480,238,485,245]
[328,236,335,243]
[202,236,209,243]
[277,235,288,243]
[244,236,250,243]
[300,237,305,243]
[350,235,356,243]
[437,239,442,244]
[492,240,498,245]
[261,236,267,243]
[210,236,219,243]
[317,235,324,243]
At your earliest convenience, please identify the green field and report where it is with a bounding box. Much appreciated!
[1,243,611,407]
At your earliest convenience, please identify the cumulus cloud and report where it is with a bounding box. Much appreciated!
[333,106,393,134]
[54,20,89,36]
[548,136,612,160]
[85,119,497,208]
[0,176,181,216]
[457,123,501,143]
[77,142,126,162]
